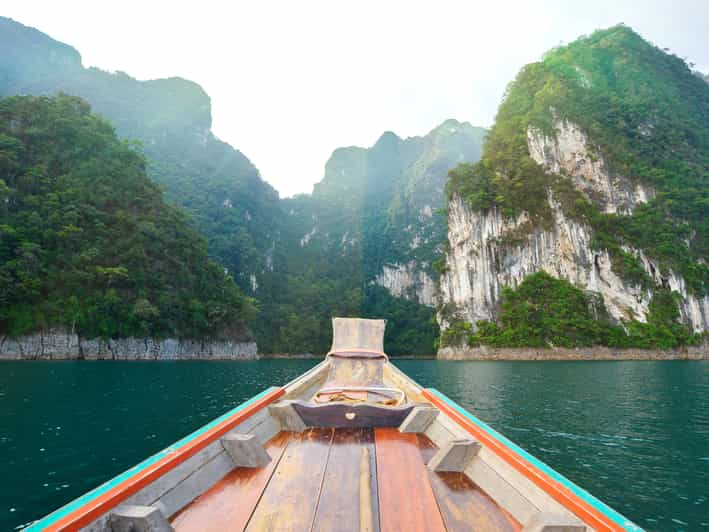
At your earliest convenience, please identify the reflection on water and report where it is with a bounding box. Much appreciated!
[0,360,707,531]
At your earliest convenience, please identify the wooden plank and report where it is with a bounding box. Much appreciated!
[245,428,334,531]
[170,431,291,532]
[475,446,570,516]
[374,428,446,532]
[466,456,539,526]
[430,472,522,532]
[159,449,235,519]
[384,364,427,403]
[416,434,521,532]
[311,429,379,532]
[398,406,439,433]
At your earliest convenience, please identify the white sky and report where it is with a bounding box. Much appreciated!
[3,0,708,197]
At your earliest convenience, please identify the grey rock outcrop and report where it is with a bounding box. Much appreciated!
[375,261,437,306]
[438,119,709,336]
[526,119,655,214]
[0,330,258,360]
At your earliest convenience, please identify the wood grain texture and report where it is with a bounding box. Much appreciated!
[170,432,291,532]
[245,428,334,532]
[359,446,375,532]
[416,434,521,532]
[311,429,379,532]
[374,428,446,532]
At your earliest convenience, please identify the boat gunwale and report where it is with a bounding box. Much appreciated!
[26,361,642,532]
[26,386,285,531]
[424,388,643,532]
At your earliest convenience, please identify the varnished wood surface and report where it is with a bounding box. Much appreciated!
[171,432,291,532]
[311,428,379,532]
[374,428,446,532]
[172,428,525,532]
[246,428,334,531]
[416,434,522,532]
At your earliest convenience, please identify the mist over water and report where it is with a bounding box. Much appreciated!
[1,360,707,531]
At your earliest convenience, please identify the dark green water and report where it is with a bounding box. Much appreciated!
[0,361,707,531]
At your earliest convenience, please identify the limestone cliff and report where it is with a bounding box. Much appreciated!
[256,120,486,354]
[438,26,708,347]
[303,118,486,306]
[441,187,708,333]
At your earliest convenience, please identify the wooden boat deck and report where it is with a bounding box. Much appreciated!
[171,428,521,532]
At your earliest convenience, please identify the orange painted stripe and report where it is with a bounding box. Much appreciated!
[45,387,285,532]
[423,389,624,532]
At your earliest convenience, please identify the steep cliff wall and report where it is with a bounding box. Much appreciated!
[441,119,708,332]
[526,119,655,214]
[375,262,437,306]
[299,118,485,308]
[438,26,708,350]
[440,192,708,333]
[257,120,485,355]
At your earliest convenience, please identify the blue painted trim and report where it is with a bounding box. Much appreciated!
[26,386,280,531]
[427,388,643,532]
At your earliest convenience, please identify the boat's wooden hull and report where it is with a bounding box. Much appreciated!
[26,360,642,532]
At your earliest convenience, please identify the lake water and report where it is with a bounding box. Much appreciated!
[1,360,707,531]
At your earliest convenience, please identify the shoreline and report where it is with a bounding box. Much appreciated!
[437,344,709,361]
[0,330,257,361]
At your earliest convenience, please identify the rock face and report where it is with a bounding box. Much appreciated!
[280,119,486,309]
[0,330,258,360]
[439,119,709,333]
[375,262,437,306]
[437,343,709,360]
[527,120,655,214]
[256,120,486,353]
[313,118,484,306]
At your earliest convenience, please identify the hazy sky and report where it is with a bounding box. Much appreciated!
[4,1,708,196]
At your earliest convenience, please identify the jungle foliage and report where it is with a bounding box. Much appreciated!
[0,95,255,340]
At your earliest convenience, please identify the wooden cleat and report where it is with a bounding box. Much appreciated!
[427,439,481,472]
[221,433,271,468]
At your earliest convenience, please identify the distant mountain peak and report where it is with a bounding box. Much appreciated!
[374,130,402,147]
[0,16,83,74]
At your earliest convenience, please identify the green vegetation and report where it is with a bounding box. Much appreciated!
[0,95,255,340]
[441,272,700,349]
[0,16,281,301]
[251,123,482,355]
[1,18,479,355]
[447,25,708,295]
